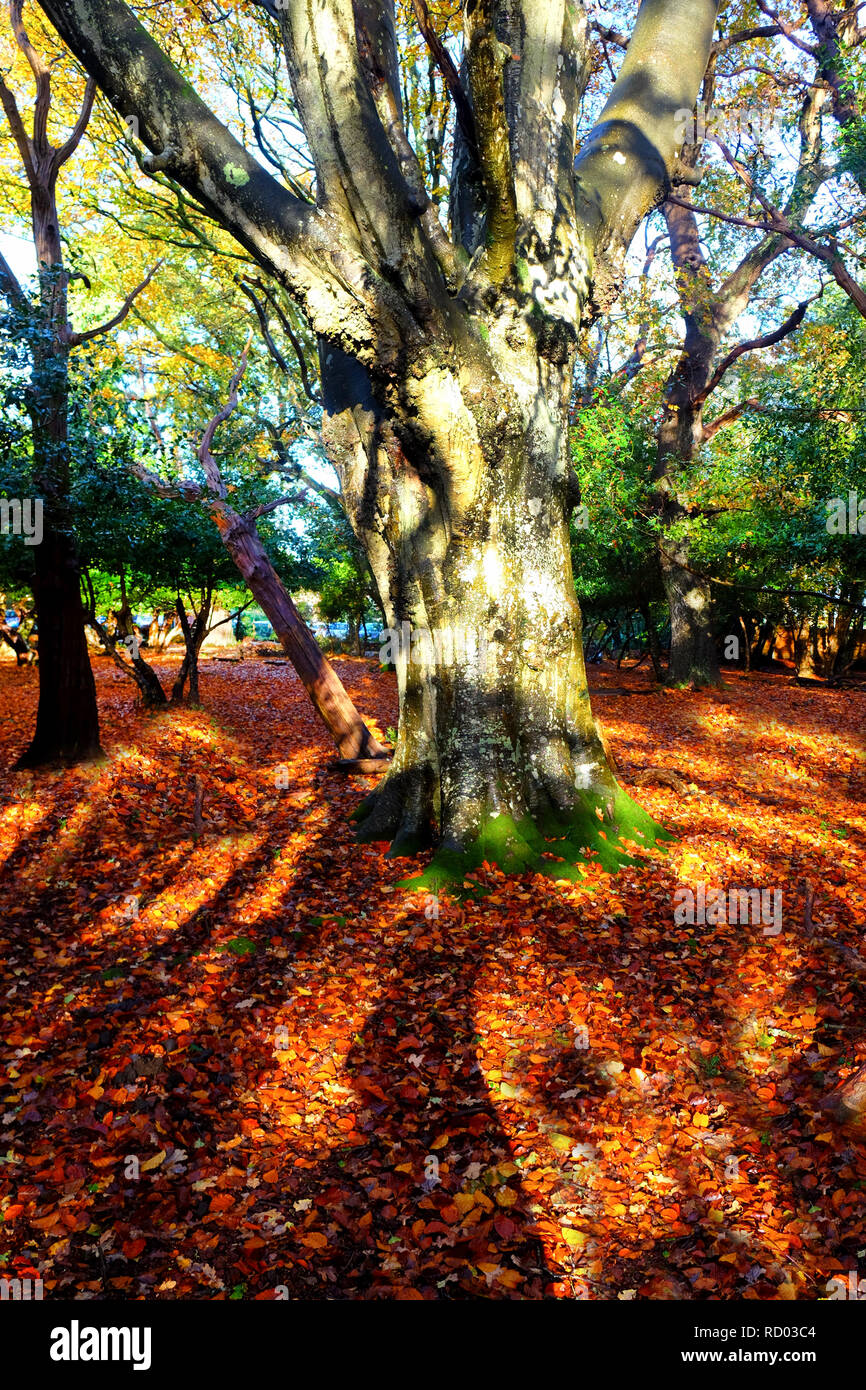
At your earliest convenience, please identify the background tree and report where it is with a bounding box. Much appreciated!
[0,0,160,764]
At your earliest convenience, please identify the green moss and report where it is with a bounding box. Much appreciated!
[223,162,250,186]
[396,787,674,895]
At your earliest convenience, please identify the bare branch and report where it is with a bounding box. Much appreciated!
[250,278,322,404]
[61,259,163,346]
[702,397,762,440]
[591,21,629,49]
[666,194,866,318]
[696,295,818,404]
[55,75,96,168]
[238,277,291,376]
[755,0,819,55]
[10,0,51,154]
[0,71,37,184]
[127,456,202,504]
[411,0,478,153]
[244,494,294,522]
[196,329,254,496]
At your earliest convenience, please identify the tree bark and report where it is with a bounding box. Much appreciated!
[171,592,212,705]
[649,71,827,689]
[214,506,386,760]
[323,342,659,862]
[15,335,102,766]
[641,602,664,683]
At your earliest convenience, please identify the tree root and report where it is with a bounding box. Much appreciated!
[329,757,392,774]
[629,767,691,795]
[351,764,436,856]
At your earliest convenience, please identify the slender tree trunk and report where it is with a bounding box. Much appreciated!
[739,615,752,673]
[212,506,386,760]
[653,393,721,689]
[172,592,211,705]
[641,603,664,683]
[616,617,632,669]
[83,570,167,707]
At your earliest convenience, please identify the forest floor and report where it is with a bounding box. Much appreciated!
[0,655,864,1300]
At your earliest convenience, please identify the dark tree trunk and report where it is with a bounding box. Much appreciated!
[658,502,721,688]
[653,383,721,690]
[739,615,752,673]
[0,625,33,665]
[172,593,211,705]
[18,529,101,766]
[641,603,664,683]
[15,356,102,767]
[651,259,721,691]
[128,651,169,707]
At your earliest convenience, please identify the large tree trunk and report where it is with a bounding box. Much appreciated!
[654,406,721,690]
[651,193,721,691]
[324,349,664,869]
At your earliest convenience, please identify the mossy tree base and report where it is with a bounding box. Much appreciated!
[354,786,674,895]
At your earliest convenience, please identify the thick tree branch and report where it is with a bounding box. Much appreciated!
[702,396,762,440]
[244,494,294,523]
[0,247,27,310]
[35,0,335,318]
[55,75,96,168]
[574,0,721,318]
[464,0,518,285]
[0,69,36,184]
[10,0,51,153]
[591,21,629,50]
[713,24,783,53]
[804,0,866,195]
